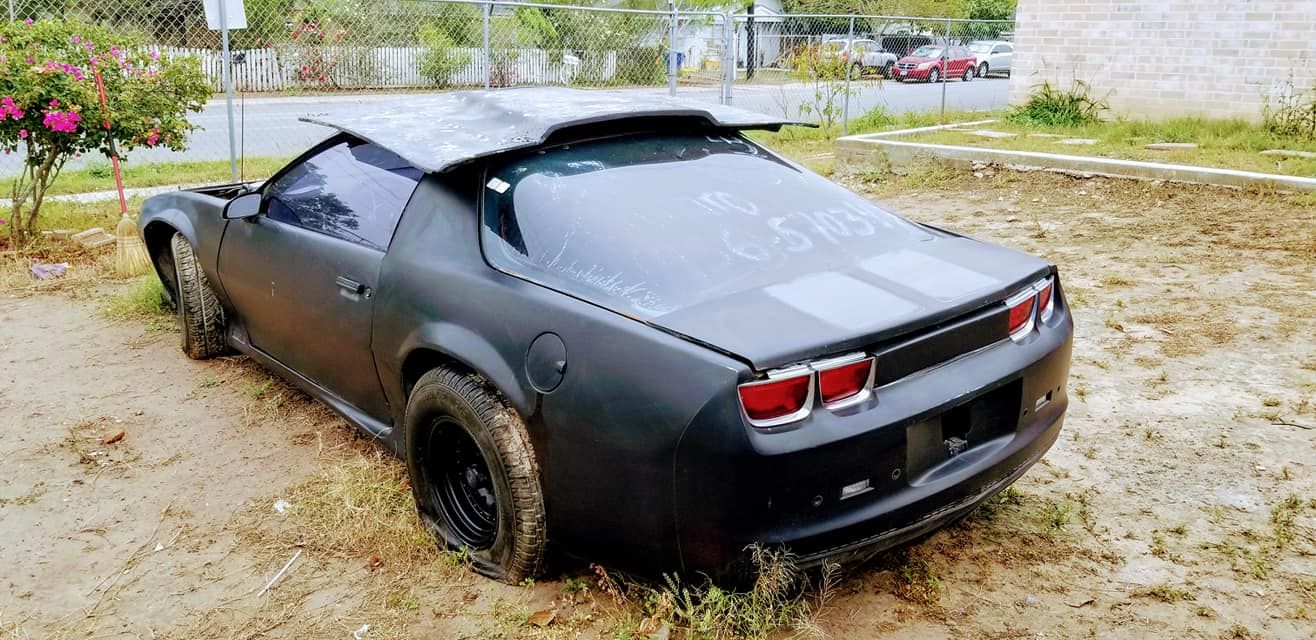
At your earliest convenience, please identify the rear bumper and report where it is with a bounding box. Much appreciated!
[672,299,1073,575]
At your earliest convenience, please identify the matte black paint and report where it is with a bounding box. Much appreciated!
[139,89,1073,577]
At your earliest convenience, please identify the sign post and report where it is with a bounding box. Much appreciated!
[203,0,247,182]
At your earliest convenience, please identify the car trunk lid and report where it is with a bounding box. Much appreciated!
[648,235,1051,371]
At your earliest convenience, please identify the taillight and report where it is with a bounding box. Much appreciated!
[1037,279,1055,322]
[1005,276,1057,342]
[1006,289,1036,341]
[738,369,813,426]
[816,356,874,405]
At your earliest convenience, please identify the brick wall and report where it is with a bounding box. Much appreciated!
[1008,0,1316,120]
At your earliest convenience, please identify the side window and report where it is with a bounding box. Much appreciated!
[265,140,421,251]
[998,44,1013,54]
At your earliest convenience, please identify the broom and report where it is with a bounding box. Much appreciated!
[95,68,150,277]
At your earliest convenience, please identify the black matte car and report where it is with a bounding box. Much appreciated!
[139,88,1073,584]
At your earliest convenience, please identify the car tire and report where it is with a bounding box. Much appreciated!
[978,62,989,78]
[962,67,973,82]
[928,68,940,83]
[405,366,546,584]
[881,63,894,79]
[170,232,228,360]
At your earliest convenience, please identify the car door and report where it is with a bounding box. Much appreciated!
[217,136,421,420]
[994,43,1013,71]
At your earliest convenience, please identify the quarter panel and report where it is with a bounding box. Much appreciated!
[373,173,746,570]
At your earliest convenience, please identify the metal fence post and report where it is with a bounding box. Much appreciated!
[7,0,14,22]
[842,15,855,135]
[667,0,678,96]
[941,18,950,120]
[721,11,734,104]
[482,2,492,90]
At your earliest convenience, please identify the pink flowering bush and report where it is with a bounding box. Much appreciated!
[0,19,210,247]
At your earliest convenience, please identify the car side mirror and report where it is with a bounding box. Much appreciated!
[224,192,261,220]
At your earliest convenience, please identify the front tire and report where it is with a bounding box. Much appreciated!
[962,66,974,82]
[977,62,989,78]
[169,233,228,360]
[405,367,546,584]
[927,68,940,83]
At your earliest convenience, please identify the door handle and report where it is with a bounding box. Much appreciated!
[336,275,368,297]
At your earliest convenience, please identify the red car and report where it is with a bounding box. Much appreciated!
[892,45,977,83]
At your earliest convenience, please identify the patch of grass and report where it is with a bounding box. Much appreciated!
[1270,494,1305,549]
[1131,582,1194,603]
[1042,500,1073,533]
[894,555,942,604]
[39,157,289,196]
[1006,79,1108,127]
[100,277,171,326]
[601,547,834,640]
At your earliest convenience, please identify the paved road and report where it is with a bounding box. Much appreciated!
[1,78,1006,176]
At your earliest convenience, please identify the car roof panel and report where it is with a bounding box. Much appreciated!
[299,87,810,173]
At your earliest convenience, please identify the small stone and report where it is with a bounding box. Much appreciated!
[1145,142,1198,150]
[1057,138,1098,145]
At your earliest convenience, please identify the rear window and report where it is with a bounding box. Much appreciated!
[481,133,934,318]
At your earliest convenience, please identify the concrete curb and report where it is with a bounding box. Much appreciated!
[837,131,1316,193]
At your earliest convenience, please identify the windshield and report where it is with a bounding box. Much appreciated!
[910,45,942,58]
[969,43,992,53]
[481,133,935,319]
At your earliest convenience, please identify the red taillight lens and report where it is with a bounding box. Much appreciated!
[817,358,873,404]
[1007,294,1035,337]
[1037,280,1055,321]
[738,373,812,423]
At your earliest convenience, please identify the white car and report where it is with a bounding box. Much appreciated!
[968,40,1013,78]
[822,38,899,77]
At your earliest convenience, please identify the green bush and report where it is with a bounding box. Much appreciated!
[0,18,210,247]
[417,23,471,88]
[1007,79,1109,127]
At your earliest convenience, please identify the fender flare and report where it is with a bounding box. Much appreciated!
[393,321,533,421]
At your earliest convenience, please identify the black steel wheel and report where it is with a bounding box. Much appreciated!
[426,416,498,548]
[405,366,546,584]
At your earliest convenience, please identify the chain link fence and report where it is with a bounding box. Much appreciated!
[3,0,1012,171]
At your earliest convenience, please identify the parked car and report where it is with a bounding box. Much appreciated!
[139,88,1073,584]
[821,38,898,77]
[968,40,1013,78]
[892,45,979,83]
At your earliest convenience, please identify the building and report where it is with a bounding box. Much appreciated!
[1008,0,1316,120]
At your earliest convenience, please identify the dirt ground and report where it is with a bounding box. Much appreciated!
[2,169,1313,640]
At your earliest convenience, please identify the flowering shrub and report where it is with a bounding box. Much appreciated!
[0,19,210,247]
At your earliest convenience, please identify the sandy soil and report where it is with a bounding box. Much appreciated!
[1,170,1313,639]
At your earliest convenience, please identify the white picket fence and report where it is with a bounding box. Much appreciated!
[160,46,628,92]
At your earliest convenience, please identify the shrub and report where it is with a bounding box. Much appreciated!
[785,44,858,131]
[0,19,210,247]
[1262,79,1316,141]
[1007,79,1109,127]
[417,23,471,87]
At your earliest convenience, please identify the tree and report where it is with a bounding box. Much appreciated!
[0,19,210,247]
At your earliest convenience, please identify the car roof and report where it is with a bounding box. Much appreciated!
[299,87,807,173]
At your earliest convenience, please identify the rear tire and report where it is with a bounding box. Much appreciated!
[405,367,546,584]
[170,233,228,360]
